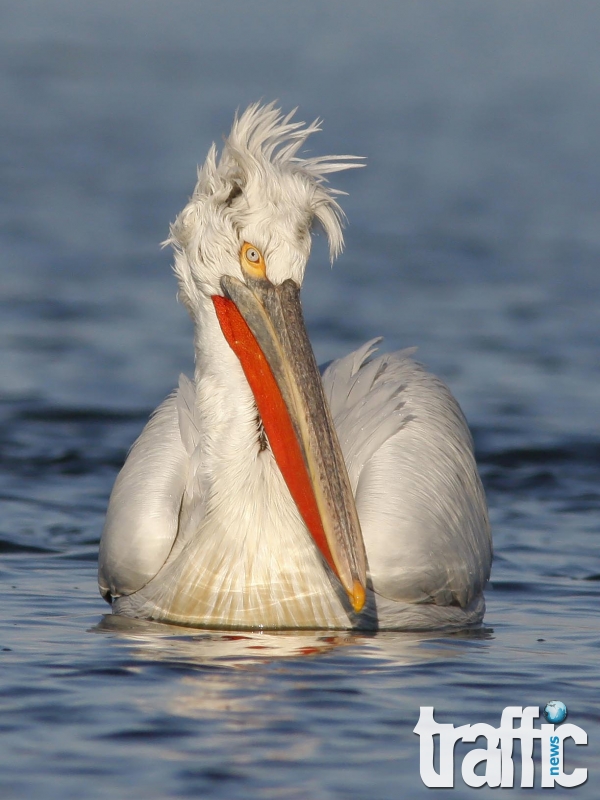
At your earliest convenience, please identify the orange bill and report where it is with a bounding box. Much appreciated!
[213,275,366,613]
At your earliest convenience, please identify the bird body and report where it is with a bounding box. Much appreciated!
[99,104,491,630]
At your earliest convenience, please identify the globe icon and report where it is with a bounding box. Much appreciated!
[543,701,567,724]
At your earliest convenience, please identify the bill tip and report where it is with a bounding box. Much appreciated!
[350,580,366,613]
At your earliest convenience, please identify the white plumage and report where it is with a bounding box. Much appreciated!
[99,103,491,630]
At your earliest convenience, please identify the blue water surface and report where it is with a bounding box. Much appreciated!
[0,2,598,797]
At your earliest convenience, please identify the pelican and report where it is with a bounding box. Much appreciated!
[98,103,491,630]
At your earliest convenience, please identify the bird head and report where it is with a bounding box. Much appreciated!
[167,102,361,302]
[167,104,367,614]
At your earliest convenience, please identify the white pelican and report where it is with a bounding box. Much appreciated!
[98,103,491,630]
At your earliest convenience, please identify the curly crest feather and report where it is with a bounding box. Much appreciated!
[166,104,363,309]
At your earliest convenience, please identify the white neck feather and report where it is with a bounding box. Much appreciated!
[136,297,349,628]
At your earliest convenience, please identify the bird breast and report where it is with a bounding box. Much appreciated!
[114,451,352,629]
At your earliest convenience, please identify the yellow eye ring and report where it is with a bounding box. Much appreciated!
[240,241,266,279]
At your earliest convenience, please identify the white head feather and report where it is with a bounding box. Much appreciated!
[166,102,363,314]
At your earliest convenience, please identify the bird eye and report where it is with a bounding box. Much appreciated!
[240,242,266,279]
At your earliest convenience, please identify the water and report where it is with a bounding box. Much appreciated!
[1,2,599,796]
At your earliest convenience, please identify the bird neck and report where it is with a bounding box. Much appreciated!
[151,296,350,628]
[191,296,262,484]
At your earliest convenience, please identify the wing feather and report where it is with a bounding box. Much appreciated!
[98,385,191,599]
[323,342,491,616]
[322,342,418,490]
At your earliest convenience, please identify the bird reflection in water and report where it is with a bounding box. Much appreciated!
[95,613,490,671]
